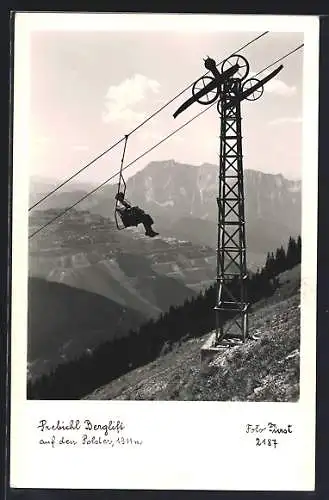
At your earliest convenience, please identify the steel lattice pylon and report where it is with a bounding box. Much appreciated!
[214,78,249,344]
[172,53,284,348]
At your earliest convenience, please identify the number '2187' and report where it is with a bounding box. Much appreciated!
[256,438,278,448]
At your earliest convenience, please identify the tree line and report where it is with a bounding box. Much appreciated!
[27,235,301,400]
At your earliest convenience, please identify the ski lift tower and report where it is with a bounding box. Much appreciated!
[174,54,283,348]
[215,55,251,345]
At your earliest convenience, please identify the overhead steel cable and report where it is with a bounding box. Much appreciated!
[28,42,304,240]
[254,42,304,77]
[129,30,269,135]
[28,136,125,211]
[28,106,214,239]
[29,31,269,212]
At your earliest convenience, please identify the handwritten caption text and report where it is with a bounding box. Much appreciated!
[245,422,294,449]
[36,419,143,449]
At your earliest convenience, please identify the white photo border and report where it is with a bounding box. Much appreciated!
[10,13,319,491]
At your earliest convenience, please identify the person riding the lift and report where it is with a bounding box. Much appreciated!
[115,192,159,238]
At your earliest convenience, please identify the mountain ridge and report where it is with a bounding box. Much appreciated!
[29,161,300,257]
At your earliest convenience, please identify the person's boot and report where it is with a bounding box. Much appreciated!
[145,227,159,237]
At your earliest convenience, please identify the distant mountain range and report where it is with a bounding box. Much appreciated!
[122,161,301,254]
[29,176,98,208]
[30,160,301,256]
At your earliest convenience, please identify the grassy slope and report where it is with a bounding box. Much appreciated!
[84,265,301,402]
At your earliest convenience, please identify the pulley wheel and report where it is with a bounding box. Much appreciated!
[221,54,249,81]
[242,77,264,100]
[192,76,220,105]
[217,83,237,116]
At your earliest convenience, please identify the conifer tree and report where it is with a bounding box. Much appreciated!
[274,246,286,274]
[297,235,301,262]
[286,236,298,268]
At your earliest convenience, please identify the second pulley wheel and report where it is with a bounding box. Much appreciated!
[221,54,249,81]
[216,82,237,115]
[241,78,264,100]
[192,76,220,105]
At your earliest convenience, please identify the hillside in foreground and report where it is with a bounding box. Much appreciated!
[84,265,300,402]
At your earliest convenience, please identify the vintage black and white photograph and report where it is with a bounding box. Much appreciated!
[9,12,319,492]
[22,20,308,403]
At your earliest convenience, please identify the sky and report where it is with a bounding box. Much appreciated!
[26,17,304,187]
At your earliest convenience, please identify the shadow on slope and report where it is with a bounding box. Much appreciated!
[28,277,144,377]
